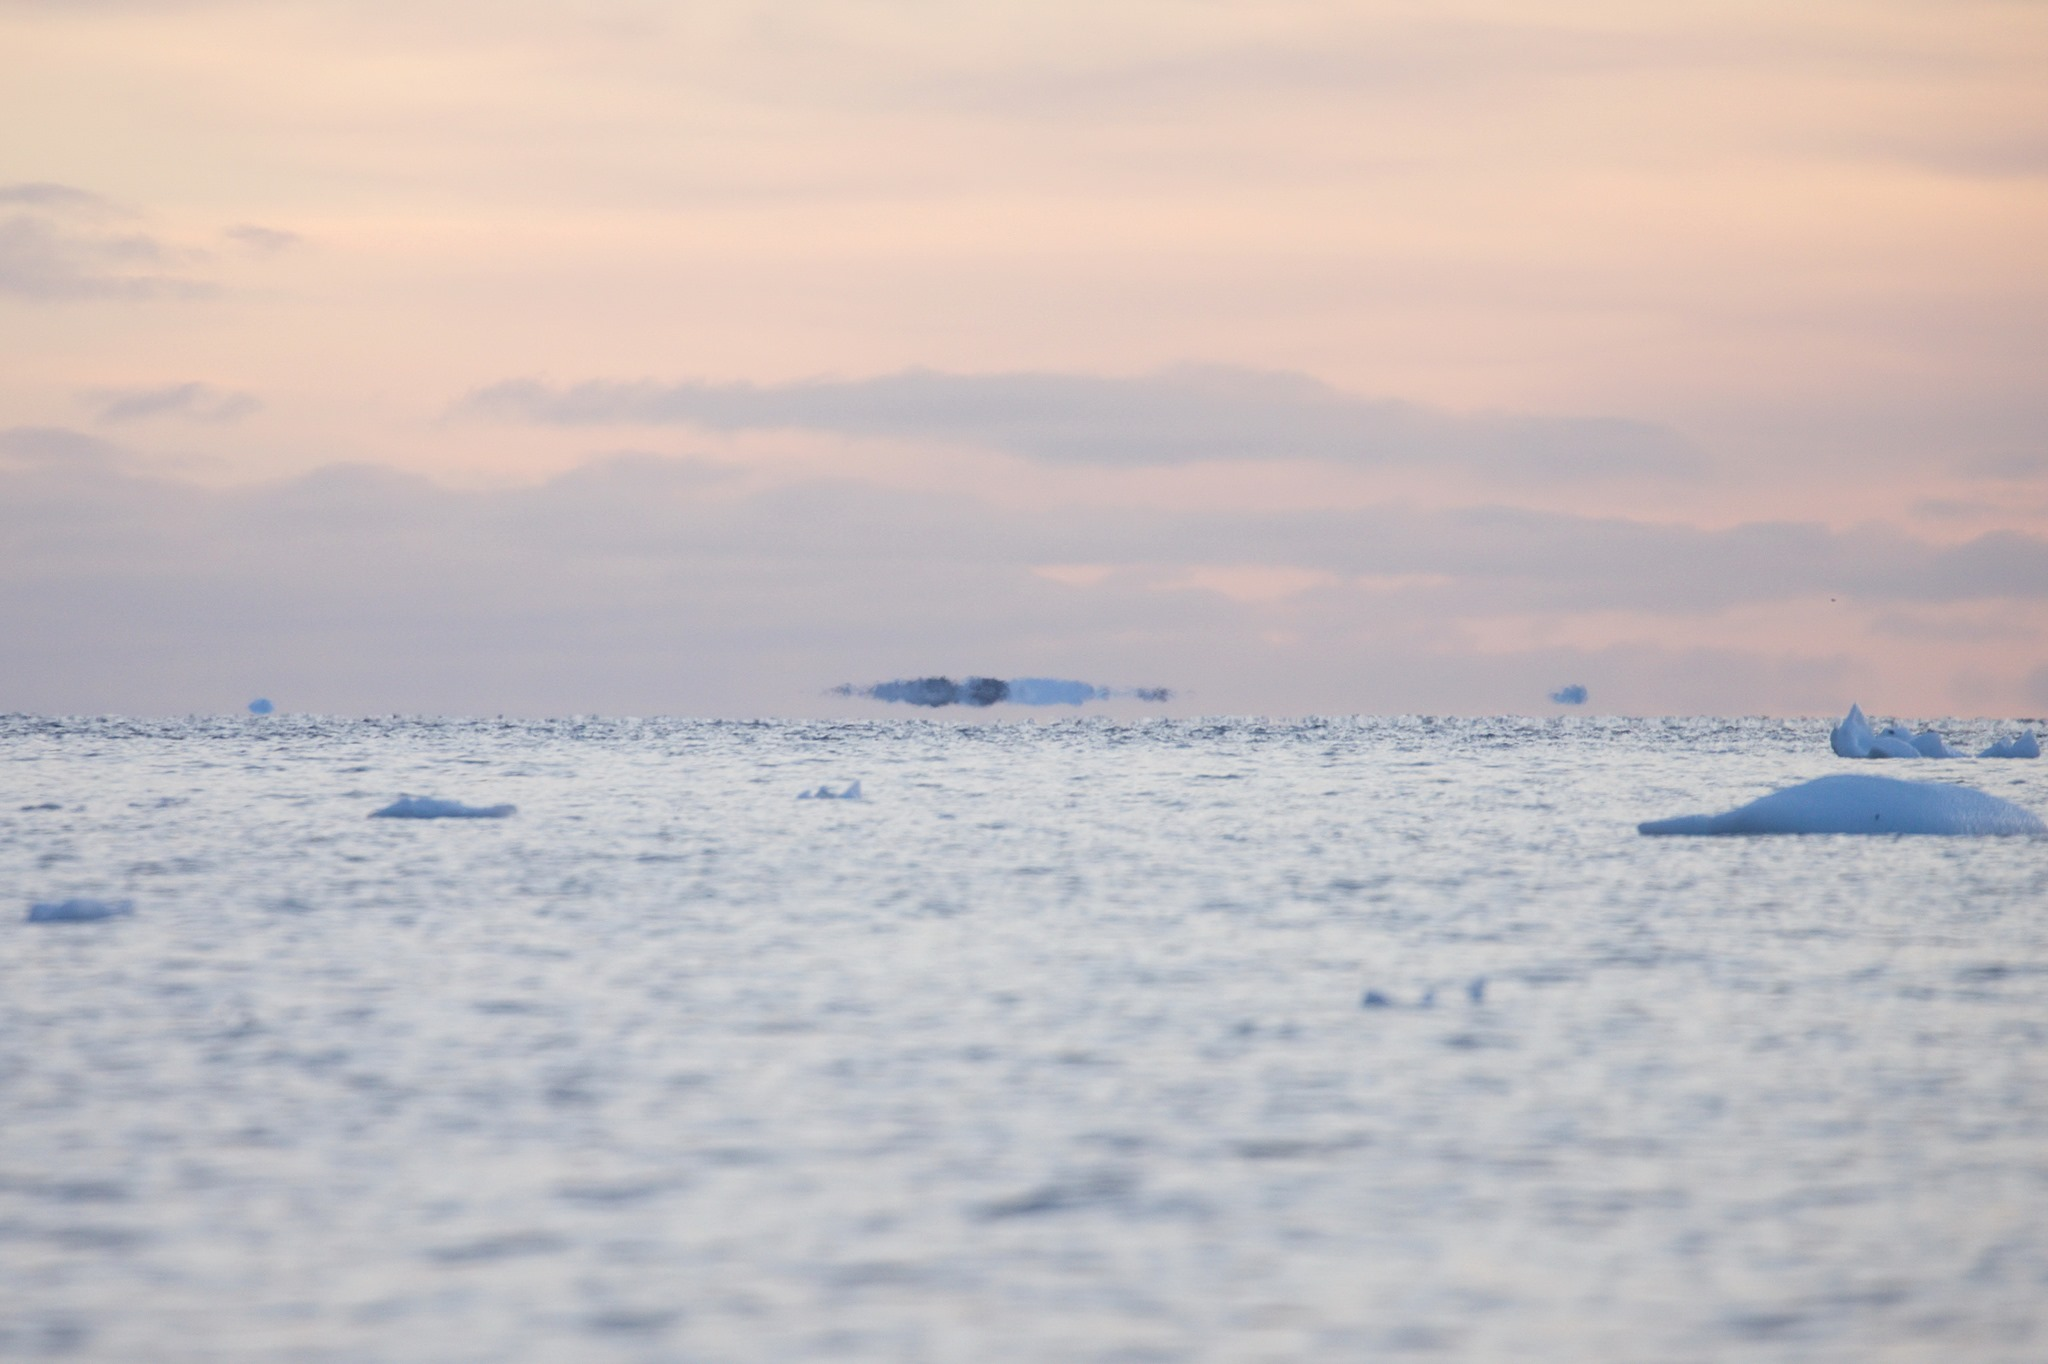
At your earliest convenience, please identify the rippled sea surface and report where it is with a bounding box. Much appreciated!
[4,715,2047,1363]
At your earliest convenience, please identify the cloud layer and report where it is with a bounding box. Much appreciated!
[87,382,261,424]
[0,183,211,301]
[466,368,1698,480]
[1,435,2042,716]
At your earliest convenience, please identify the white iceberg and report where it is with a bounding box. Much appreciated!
[1905,729,1966,758]
[798,780,862,800]
[1830,704,2035,760]
[1979,731,2041,759]
[27,897,135,923]
[370,795,516,819]
[1640,774,2044,836]
[1830,705,1927,758]
[1830,703,1877,758]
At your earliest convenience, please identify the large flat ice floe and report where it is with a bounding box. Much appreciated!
[1829,703,2037,760]
[1640,774,2045,836]
[370,796,516,819]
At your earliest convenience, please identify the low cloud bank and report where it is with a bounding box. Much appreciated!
[89,382,260,425]
[1,434,2044,714]
[832,677,1172,707]
[0,182,210,301]
[463,366,1698,481]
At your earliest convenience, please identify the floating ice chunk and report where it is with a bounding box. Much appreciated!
[798,780,862,800]
[370,795,516,819]
[1639,774,2044,836]
[1979,731,2041,759]
[27,898,134,923]
[1908,729,1965,758]
[1830,704,1874,758]
[247,697,275,715]
[1549,684,1588,705]
[1831,704,2016,760]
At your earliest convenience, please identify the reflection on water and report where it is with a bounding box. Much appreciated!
[2,715,2045,1361]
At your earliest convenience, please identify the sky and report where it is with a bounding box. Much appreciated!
[2,0,2045,717]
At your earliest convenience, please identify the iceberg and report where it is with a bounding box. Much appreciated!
[1866,727,1923,759]
[370,795,516,819]
[1830,704,1876,758]
[832,677,1172,707]
[27,897,135,923]
[1829,704,2036,760]
[1906,729,1966,758]
[1549,684,1588,705]
[1639,774,2044,836]
[1007,678,1108,706]
[798,780,862,800]
[247,697,275,715]
[1979,731,2041,759]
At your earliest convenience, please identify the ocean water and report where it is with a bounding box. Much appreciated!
[3,714,2046,1363]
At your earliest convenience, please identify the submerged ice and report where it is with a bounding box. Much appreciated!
[1829,703,2037,760]
[1640,773,2045,837]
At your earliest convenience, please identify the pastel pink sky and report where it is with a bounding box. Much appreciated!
[2,0,2045,715]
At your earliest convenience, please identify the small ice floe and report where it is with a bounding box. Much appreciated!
[247,697,275,715]
[1549,684,1588,706]
[1360,980,1485,1009]
[27,898,134,923]
[370,796,516,819]
[797,780,862,800]
[1639,774,2044,837]
[1830,703,2036,760]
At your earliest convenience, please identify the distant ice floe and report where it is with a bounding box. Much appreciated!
[1549,684,1588,705]
[832,676,1171,708]
[1360,977,1488,1009]
[247,697,275,715]
[1829,703,2037,760]
[370,796,517,819]
[1640,774,2044,837]
[798,780,862,800]
[27,898,134,923]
